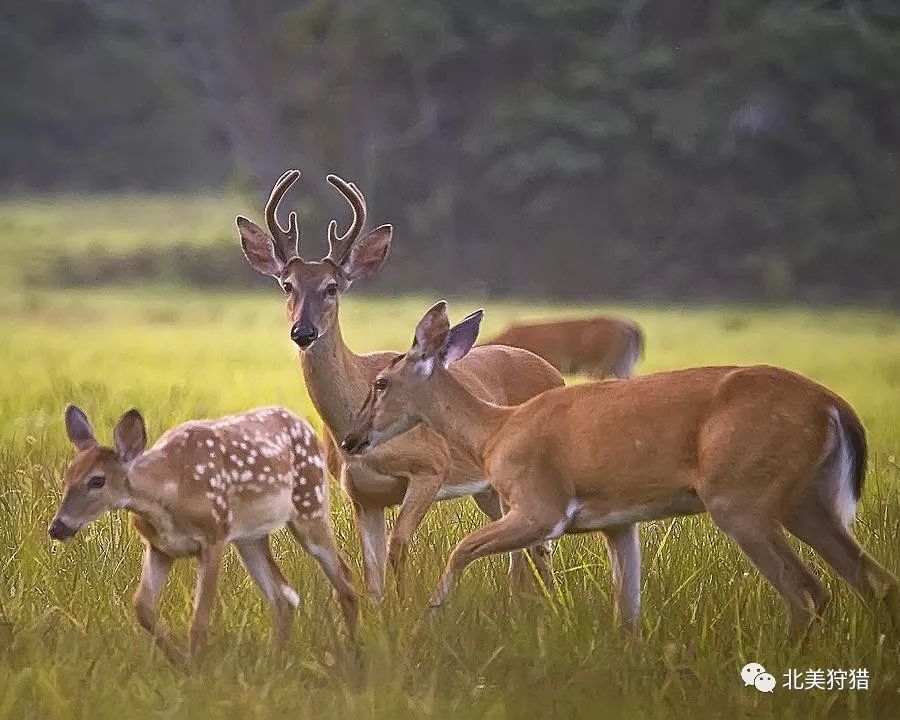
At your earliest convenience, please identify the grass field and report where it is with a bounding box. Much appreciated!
[2,204,900,718]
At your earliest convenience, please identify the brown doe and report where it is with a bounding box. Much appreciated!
[236,171,565,602]
[484,316,644,379]
[50,405,358,663]
[342,302,900,637]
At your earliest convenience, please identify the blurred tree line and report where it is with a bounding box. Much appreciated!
[2,0,899,303]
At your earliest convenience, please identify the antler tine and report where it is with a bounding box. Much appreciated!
[265,170,301,261]
[326,174,368,263]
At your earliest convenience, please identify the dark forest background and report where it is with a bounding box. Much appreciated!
[2,0,899,303]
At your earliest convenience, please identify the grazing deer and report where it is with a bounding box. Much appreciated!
[236,171,565,602]
[484,316,644,379]
[49,405,358,663]
[342,302,900,638]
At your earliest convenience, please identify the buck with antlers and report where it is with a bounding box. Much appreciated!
[49,405,358,663]
[341,302,900,637]
[236,171,565,602]
[484,316,644,379]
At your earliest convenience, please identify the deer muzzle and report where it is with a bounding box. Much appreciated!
[48,517,77,541]
[341,431,371,456]
[290,320,319,348]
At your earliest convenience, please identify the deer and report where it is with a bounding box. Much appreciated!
[49,404,358,664]
[235,170,565,603]
[341,301,900,638]
[483,316,644,379]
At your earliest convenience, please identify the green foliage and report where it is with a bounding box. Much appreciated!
[2,286,900,718]
[0,1,226,190]
[2,1,899,300]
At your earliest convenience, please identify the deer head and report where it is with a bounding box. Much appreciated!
[49,405,147,541]
[236,171,392,349]
[342,302,483,455]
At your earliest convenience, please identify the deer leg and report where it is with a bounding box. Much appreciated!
[473,490,554,593]
[501,496,555,594]
[471,490,521,581]
[387,472,444,594]
[601,523,642,630]
[471,489,503,518]
[707,506,827,640]
[290,517,359,640]
[428,509,559,617]
[190,541,225,661]
[235,536,298,649]
[785,502,900,631]
[132,544,182,664]
[353,503,388,604]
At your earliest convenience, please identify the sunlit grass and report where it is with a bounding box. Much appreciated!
[2,284,899,719]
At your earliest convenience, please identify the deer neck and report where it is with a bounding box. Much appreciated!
[420,368,513,470]
[300,313,369,439]
[121,454,173,525]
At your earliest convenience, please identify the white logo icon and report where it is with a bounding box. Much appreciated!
[741,662,775,693]
[741,662,767,687]
[754,673,777,693]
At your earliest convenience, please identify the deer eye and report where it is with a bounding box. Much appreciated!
[374,377,388,392]
[325,283,338,297]
[87,475,106,490]
[282,281,294,294]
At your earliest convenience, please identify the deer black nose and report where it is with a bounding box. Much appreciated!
[290,322,318,348]
[49,518,76,541]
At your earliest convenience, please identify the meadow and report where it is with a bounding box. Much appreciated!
[1,197,899,719]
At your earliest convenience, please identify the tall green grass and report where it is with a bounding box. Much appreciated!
[2,286,899,719]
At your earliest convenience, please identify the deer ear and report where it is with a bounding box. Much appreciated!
[114,409,147,463]
[410,301,450,376]
[342,225,391,282]
[236,216,284,277]
[65,405,97,452]
[440,309,483,367]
